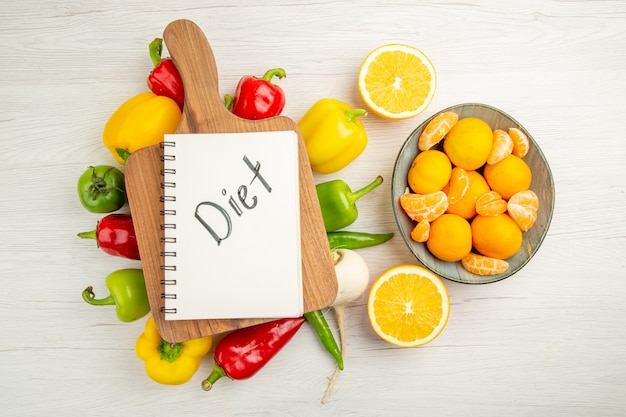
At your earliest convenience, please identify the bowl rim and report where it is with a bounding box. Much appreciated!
[391,102,555,284]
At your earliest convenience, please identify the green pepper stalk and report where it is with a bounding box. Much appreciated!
[327,231,394,250]
[82,268,150,322]
[316,176,384,232]
[304,310,344,370]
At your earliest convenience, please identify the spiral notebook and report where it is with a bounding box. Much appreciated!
[160,130,303,321]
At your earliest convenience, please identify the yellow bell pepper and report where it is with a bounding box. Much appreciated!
[103,92,181,164]
[298,98,368,174]
[135,316,212,385]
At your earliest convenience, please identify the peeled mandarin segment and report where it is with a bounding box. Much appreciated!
[507,190,539,231]
[475,190,507,216]
[508,189,539,211]
[446,170,491,220]
[446,166,469,205]
[417,111,459,151]
[358,44,436,120]
[508,127,530,158]
[410,220,430,242]
[399,191,448,222]
[461,253,509,276]
[367,264,450,347]
[487,129,514,165]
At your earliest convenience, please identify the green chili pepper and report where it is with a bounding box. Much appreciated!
[327,231,394,250]
[82,268,150,322]
[304,310,344,370]
[316,176,383,232]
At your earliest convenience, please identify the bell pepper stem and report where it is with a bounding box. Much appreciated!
[88,166,125,198]
[344,108,367,123]
[261,67,286,82]
[202,362,227,391]
[82,286,116,306]
[149,38,164,68]
[349,176,383,204]
[224,94,234,111]
[77,229,97,240]
[158,339,184,362]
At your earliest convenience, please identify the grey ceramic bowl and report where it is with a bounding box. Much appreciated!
[391,103,555,284]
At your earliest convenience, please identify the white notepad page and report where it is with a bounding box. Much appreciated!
[161,130,303,320]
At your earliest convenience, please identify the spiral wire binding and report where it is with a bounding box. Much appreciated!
[160,141,178,314]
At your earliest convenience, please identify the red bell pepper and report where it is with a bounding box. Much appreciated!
[77,213,140,260]
[229,68,286,120]
[201,317,305,391]
[147,38,184,110]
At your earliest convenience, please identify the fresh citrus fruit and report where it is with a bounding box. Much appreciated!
[446,166,469,205]
[461,253,509,276]
[427,213,472,262]
[399,190,448,222]
[358,44,436,120]
[483,154,532,200]
[471,213,523,259]
[410,220,430,242]
[407,149,452,194]
[445,170,491,219]
[368,264,450,347]
[418,111,458,151]
[508,127,530,158]
[443,117,493,170]
[507,190,539,231]
[475,190,507,216]
[486,129,514,165]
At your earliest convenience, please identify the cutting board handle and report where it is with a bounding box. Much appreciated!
[163,19,232,133]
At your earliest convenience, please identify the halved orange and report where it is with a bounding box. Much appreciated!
[507,190,539,231]
[368,264,450,347]
[399,190,448,222]
[461,253,509,276]
[358,44,436,120]
[418,111,458,151]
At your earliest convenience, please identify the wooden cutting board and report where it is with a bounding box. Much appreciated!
[125,19,337,343]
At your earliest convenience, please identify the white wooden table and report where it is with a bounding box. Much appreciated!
[2,1,625,416]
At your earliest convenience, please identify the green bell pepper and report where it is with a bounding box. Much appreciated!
[316,176,383,232]
[77,165,127,213]
[82,268,150,322]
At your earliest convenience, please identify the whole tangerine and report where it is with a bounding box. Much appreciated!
[407,150,452,194]
[471,213,523,260]
[483,154,532,200]
[427,213,473,262]
[443,117,493,170]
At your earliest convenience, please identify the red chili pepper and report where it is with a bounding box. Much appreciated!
[229,68,286,120]
[201,317,305,391]
[77,213,140,260]
[146,38,184,110]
